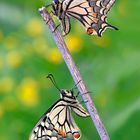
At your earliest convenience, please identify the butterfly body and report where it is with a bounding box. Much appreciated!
[29,89,89,140]
[51,0,118,36]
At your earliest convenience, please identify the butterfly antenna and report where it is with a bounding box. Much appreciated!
[47,74,61,92]
[71,80,82,91]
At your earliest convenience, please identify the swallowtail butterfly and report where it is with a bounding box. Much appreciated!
[51,0,118,36]
[29,74,89,140]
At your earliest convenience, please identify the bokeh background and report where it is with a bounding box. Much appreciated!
[0,0,140,140]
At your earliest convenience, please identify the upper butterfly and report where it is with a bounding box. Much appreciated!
[51,0,118,36]
[29,74,89,140]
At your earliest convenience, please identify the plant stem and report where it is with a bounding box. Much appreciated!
[39,7,110,140]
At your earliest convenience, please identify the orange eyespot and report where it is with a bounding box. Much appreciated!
[56,128,67,137]
[93,13,97,18]
[73,132,81,139]
[87,27,95,35]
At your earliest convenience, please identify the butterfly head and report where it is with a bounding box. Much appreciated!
[60,89,76,99]
[52,0,61,16]
[47,74,76,100]
[53,0,59,4]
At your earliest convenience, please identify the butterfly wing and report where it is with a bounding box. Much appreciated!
[70,101,90,117]
[63,0,117,36]
[102,0,116,14]
[29,100,81,140]
[60,15,71,35]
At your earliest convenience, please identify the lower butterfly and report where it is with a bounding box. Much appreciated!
[51,0,118,36]
[29,74,89,140]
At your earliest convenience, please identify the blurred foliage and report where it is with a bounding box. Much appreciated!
[0,0,140,140]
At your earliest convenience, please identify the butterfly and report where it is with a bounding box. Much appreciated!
[29,74,89,140]
[51,0,118,36]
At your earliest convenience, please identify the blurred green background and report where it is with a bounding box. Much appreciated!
[0,0,140,140]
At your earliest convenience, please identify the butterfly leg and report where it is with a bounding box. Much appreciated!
[71,80,82,92]
[79,91,92,104]
[80,100,88,104]
[43,10,54,24]
[75,91,80,98]
[76,91,92,98]
[45,3,52,8]
[52,24,60,33]
[81,91,92,95]
[46,18,51,24]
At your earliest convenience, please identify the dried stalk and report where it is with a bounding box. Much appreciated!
[39,7,110,140]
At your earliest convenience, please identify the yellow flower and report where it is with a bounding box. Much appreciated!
[0,77,14,93]
[65,35,82,53]
[3,35,17,49]
[6,51,22,68]
[17,78,39,107]
[47,48,62,64]
[26,18,43,37]
[92,35,111,47]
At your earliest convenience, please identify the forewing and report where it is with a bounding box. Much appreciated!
[29,100,81,140]
[63,0,117,36]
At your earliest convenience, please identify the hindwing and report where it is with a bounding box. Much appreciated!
[61,0,118,36]
[29,99,88,140]
[61,15,71,35]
